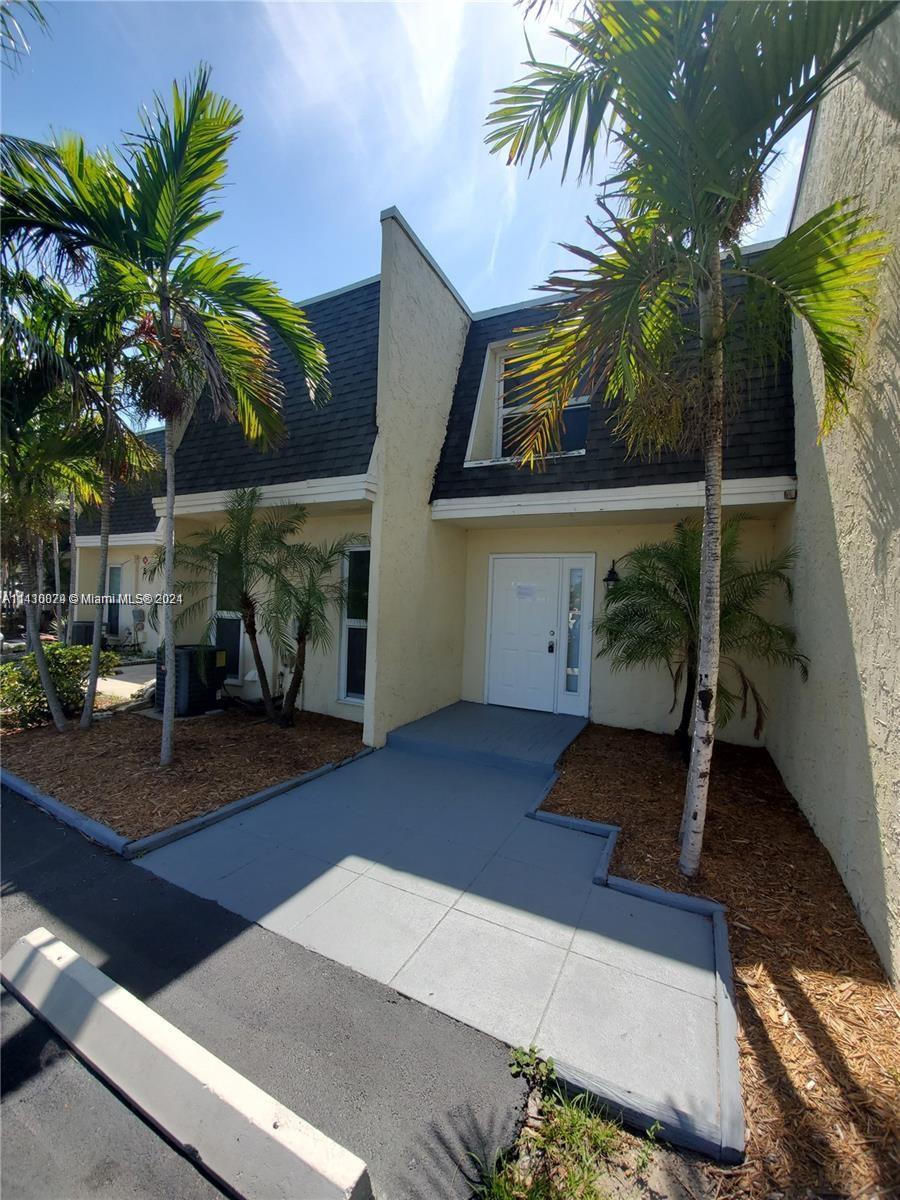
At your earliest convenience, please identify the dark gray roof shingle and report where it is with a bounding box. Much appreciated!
[76,428,165,537]
[431,281,794,502]
[173,280,380,494]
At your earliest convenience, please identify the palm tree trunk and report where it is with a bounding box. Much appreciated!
[66,491,77,644]
[679,248,725,878]
[243,605,277,721]
[52,528,63,637]
[80,463,111,729]
[160,417,177,766]
[21,543,67,732]
[676,654,697,765]
[280,634,307,723]
[28,537,45,650]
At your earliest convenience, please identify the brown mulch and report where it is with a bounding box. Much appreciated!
[543,724,900,1200]
[1,708,363,839]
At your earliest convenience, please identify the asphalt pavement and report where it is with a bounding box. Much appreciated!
[1,789,526,1200]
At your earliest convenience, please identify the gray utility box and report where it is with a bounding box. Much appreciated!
[155,645,227,718]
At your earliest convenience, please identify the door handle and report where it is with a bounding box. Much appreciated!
[548,640,555,654]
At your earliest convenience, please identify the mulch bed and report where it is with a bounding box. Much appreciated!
[543,724,900,1200]
[1,708,363,840]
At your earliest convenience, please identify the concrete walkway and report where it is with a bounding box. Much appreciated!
[98,662,156,700]
[2,790,524,1200]
[137,702,742,1161]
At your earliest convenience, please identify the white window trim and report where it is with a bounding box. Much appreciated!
[338,545,369,705]
[464,449,586,469]
[210,558,245,685]
[465,339,592,466]
[106,562,124,636]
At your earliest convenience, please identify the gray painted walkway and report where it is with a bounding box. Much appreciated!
[2,790,524,1200]
[138,702,741,1161]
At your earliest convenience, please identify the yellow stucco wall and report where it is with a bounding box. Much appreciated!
[363,214,471,746]
[764,17,900,981]
[169,510,372,724]
[461,516,785,746]
[73,543,162,654]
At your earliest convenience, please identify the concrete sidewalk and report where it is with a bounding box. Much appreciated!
[98,662,156,700]
[137,702,743,1161]
[1,791,525,1200]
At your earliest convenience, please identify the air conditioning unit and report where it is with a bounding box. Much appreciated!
[155,645,227,718]
[70,621,95,646]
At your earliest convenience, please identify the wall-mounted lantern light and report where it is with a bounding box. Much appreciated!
[603,560,621,594]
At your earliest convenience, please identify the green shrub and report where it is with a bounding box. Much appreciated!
[0,644,120,727]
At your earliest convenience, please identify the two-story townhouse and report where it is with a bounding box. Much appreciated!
[74,207,796,752]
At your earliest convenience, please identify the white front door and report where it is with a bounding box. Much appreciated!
[487,555,595,718]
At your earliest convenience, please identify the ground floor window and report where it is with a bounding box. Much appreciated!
[106,564,122,636]
[340,547,369,701]
[215,550,243,681]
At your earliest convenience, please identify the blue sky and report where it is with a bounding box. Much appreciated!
[4,1,807,313]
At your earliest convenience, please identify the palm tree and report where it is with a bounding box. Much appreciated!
[1,379,103,730]
[1,267,107,728]
[596,516,808,763]
[72,282,161,730]
[159,487,310,722]
[485,1,892,875]
[278,534,364,724]
[1,65,329,764]
[1,267,158,724]
[1,1,47,69]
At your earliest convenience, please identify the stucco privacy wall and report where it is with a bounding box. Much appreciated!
[165,511,372,723]
[462,517,784,747]
[363,213,471,746]
[764,17,900,982]
[73,544,162,654]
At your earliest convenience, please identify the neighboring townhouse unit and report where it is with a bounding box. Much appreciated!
[764,15,899,983]
[75,208,796,750]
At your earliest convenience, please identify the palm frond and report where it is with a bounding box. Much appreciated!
[502,215,694,464]
[734,200,888,433]
[127,64,241,263]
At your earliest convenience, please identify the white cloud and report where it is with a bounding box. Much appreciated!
[257,0,586,301]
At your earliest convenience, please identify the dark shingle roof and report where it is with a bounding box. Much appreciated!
[76,428,165,537]
[173,280,380,494]
[431,282,795,502]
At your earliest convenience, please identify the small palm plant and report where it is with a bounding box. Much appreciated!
[277,534,365,724]
[596,517,809,758]
[155,487,308,723]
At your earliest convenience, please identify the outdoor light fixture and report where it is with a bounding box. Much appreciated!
[603,560,620,593]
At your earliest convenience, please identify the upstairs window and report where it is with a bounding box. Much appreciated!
[497,351,590,459]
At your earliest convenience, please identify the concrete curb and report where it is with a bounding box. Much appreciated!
[589,828,619,885]
[552,1056,722,1160]
[713,909,745,1163]
[0,770,129,855]
[2,749,376,862]
[606,874,726,915]
[123,748,375,859]
[1,928,373,1200]
[525,804,621,886]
